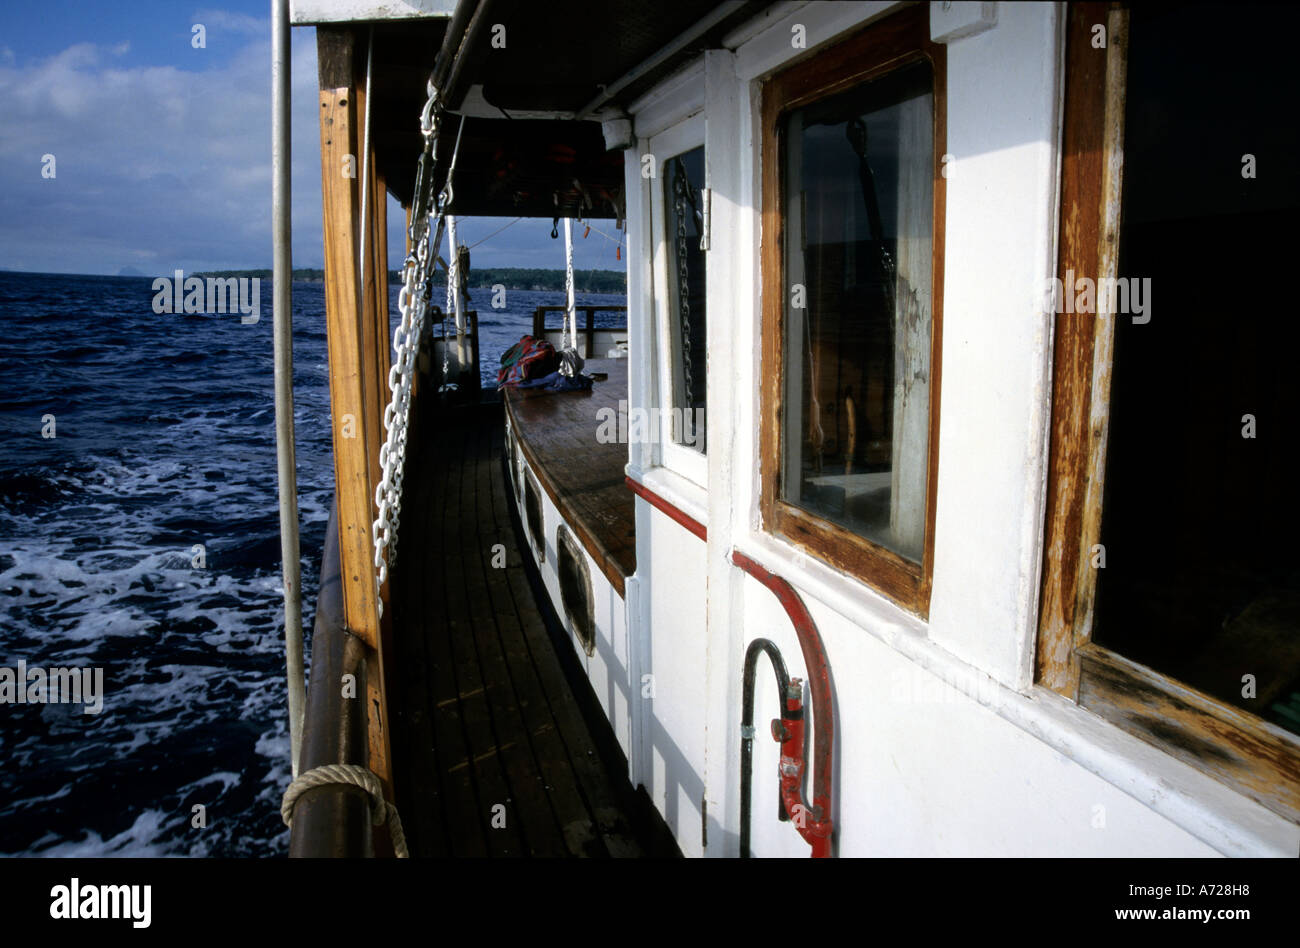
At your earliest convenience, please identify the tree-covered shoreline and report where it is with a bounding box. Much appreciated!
[194,267,627,294]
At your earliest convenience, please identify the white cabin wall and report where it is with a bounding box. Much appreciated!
[923,0,1062,691]
[622,69,714,853]
[709,0,1299,857]
[637,511,709,856]
[622,130,656,792]
[701,47,747,856]
[739,587,1222,856]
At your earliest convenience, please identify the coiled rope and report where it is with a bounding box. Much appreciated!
[281,763,409,858]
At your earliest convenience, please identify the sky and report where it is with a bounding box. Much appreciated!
[0,1,627,276]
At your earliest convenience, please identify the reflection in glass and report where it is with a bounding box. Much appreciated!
[664,146,707,453]
[780,61,934,563]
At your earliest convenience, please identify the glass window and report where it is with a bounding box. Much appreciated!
[1090,5,1300,734]
[663,146,707,453]
[1039,3,1300,821]
[779,61,935,564]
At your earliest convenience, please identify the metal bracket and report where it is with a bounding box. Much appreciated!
[700,187,712,251]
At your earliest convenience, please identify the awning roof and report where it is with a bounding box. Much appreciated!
[329,1,770,217]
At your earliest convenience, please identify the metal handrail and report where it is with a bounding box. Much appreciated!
[271,0,305,775]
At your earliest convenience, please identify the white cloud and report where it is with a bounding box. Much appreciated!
[191,10,269,36]
[0,26,323,274]
[0,20,627,277]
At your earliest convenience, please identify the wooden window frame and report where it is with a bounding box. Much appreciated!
[1037,3,1300,823]
[758,3,946,618]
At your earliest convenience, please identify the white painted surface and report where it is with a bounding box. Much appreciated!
[515,450,633,761]
[633,499,710,855]
[700,48,747,856]
[930,1,998,44]
[922,2,1064,689]
[290,0,453,24]
[723,0,1295,856]
[535,329,629,361]
[629,60,704,141]
[732,1,897,82]
[742,586,1223,856]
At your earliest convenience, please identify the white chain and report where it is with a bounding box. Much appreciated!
[370,84,449,618]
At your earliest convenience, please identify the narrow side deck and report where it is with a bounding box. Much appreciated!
[388,394,665,857]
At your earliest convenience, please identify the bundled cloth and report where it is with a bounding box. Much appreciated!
[556,346,584,378]
[497,335,559,388]
[516,370,594,393]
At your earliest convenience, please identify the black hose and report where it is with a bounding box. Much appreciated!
[740,638,791,859]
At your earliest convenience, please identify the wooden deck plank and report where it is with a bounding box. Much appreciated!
[390,414,445,855]
[420,417,489,857]
[496,555,644,857]
[393,395,455,857]
[455,420,571,856]
[444,417,528,857]
[391,396,663,857]
[477,421,612,857]
[488,471,645,854]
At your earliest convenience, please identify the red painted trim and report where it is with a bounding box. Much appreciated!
[731,549,835,858]
[625,476,707,542]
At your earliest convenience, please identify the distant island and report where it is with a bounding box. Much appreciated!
[194,267,627,295]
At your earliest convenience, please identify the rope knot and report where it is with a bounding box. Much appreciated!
[281,763,408,857]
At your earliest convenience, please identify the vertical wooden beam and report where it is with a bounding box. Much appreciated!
[316,26,393,801]
[353,52,391,518]
[1036,2,1111,697]
[357,62,397,806]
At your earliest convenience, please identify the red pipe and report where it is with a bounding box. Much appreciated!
[624,476,707,542]
[731,550,834,857]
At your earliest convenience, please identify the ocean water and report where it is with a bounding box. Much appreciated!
[0,271,624,857]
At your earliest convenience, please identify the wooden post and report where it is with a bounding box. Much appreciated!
[357,64,397,805]
[316,26,393,804]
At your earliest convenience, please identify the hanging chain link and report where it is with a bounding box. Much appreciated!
[371,80,457,618]
[672,159,694,412]
[443,218,455,378]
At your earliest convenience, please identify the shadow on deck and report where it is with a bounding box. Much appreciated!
[388,393,676,857]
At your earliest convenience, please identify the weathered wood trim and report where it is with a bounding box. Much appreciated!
[758,3,944,619]
[1077,644,1300,821]
[1036,2,1111,695]
[1037,6,1299,825]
